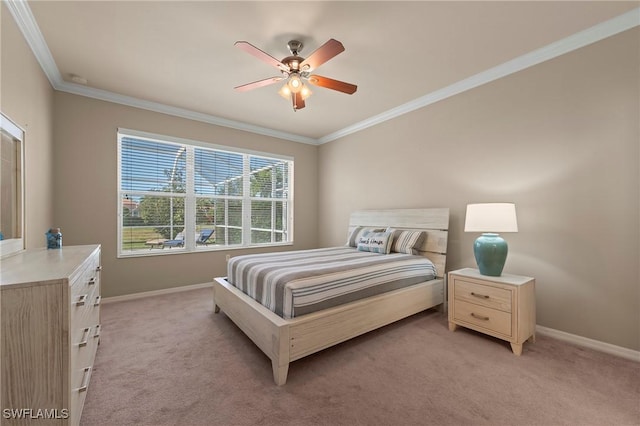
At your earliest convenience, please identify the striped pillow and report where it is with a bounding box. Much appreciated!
[347,226,386,247]
[357,231,394,254]
[388,229,427,255]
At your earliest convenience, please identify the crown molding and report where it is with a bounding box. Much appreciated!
[4,0,63,88]
[56,81,319,145]
[4,0,318,145]
[318,7,640,144]
[6,1,639,146]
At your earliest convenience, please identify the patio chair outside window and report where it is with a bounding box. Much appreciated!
[163,231,186,248]
[163,229,214,248]
[197,229,214,246]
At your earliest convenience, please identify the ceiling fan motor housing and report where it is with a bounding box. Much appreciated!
[281,55,304,72]
[287,40,303,55]
[282,41,305,73]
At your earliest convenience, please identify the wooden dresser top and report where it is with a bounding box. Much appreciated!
[0,244,100,289]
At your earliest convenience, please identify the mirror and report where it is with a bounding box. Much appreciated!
[0,112,25,258]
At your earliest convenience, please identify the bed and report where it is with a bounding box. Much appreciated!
[213,208,449,385]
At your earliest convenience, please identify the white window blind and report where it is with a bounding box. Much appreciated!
[118,130,293,256]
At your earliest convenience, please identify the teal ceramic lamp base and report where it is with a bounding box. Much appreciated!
[473,233,508,276]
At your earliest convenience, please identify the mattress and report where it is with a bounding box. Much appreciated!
[227,246,437,319]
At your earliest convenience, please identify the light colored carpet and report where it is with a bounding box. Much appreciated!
[81,288,639,426]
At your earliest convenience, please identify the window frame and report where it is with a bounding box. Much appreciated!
[117,128,294,258]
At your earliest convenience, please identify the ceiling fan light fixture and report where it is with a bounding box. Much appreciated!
[278,84,292,99]
[287,74,303,93]
[300,85,312,100]
[279,81,311,102]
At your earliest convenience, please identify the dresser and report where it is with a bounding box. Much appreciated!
[1,245,101,425]
[448,268,535,355]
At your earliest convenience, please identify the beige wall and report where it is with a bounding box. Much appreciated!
[1,3,55,249]
[52,92,318,297]
[4,2,637,350]
[318,29,639,351]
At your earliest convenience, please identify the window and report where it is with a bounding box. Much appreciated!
[117,129,293,256]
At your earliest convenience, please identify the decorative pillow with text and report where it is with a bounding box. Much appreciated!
[357,231,394,254]
[347,226,386,247]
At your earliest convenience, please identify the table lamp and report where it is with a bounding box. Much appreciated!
[464,203,518,276]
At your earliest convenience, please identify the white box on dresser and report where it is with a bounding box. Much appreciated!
[1,245,101,426]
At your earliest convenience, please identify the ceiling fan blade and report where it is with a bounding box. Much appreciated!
[307,75,357,94]
[234,76,284,92]
[235,41,290,72]
[293,92,306,110]
[299,39,345,72]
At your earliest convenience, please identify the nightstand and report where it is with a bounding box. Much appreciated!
[448,268,536,355]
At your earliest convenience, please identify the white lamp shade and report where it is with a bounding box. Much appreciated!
[464,203,518,233]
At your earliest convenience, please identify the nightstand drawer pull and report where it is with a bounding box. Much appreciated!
[471,312,490,321]
[88,277,96,285]
[471,292,489,299]
[94,295,101,306]
[96,266,102,272]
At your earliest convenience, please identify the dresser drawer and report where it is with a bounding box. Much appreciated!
[70,255,101,330]
[453,299,512,337]
[70,257,100,301]
[454,279,512,313]
[69,364,92,426]
[69,322,98,419]
[70,288,98,335]
[70,324,100,367]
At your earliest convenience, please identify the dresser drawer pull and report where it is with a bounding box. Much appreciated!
[471,292,489,299]
[94,295,102,306]
[96,266,102,272]
[78,327,91,347]
[471,312,490,321]
[88,277,96,285]
[93,324,101,339]
[77,367,92,393]
[75,294,88,306]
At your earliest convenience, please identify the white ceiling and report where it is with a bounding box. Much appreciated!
[10,1,640,143]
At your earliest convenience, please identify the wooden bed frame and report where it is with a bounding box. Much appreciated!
[212,208,450,385]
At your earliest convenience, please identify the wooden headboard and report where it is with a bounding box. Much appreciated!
[347,208,450,278]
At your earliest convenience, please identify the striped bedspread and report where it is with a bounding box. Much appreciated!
[227,247,437,319]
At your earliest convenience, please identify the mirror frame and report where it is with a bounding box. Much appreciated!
[0,112,25,258]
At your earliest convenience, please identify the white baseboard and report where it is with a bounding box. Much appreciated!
[536,325,639,362]
[102,282,213,304]
[102,284,638,362]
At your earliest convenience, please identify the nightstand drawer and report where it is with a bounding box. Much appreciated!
[454,279,512,313]
[453,299,512,337]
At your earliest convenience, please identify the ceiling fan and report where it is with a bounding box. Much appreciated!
[234,38,357,111]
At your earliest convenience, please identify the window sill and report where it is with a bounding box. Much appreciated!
[117,242,294,259]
